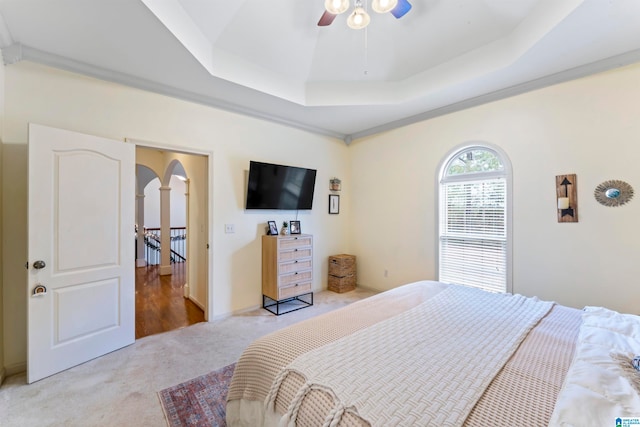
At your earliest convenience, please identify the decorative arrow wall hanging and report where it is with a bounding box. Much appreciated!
[556,174,578,223]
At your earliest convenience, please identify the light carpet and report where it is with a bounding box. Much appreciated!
[0,288,376,426]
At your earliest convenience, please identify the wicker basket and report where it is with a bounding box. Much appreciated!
[328,254,356,277]
[328,274,356,293]
[328,254,356,293]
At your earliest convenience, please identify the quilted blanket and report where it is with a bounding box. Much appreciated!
[227,281,581,427]
[266,285,553,427]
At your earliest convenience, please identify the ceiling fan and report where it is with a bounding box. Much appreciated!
[318,0,412,28]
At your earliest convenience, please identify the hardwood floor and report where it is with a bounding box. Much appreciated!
[135,263,205,339]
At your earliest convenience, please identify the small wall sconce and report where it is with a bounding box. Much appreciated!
[556,174,578,223]
[330,178,342,191]
[557,197,569,210]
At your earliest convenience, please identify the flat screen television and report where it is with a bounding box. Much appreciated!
[245,161,317,210]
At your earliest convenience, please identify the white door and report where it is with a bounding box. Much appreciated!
[27,123,135,383]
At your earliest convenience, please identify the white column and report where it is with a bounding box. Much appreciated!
[159,186,172,275]
[182,179,190,298]
[135,193,146,267]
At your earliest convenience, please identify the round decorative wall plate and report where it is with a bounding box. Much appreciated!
[594,180,634,207]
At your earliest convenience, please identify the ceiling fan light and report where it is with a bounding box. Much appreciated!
[372,0,398,14]
[325,0,350,14]
[347,7,370,29]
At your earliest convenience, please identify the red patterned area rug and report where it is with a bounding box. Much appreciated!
[158,363,236,427]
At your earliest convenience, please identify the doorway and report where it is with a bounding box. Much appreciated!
[134,146,209,339]
[26,124,213,382]
[134,262,204,338]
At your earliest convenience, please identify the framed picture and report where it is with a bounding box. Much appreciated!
[329,194,340,214]
[267,220,278,235]
[290,220,301,234]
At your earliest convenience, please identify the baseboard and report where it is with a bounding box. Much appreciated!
[5,361,26,377]
[135,258,146,268]
[183,283,189,298]
[208,303,262,322]
[350,283,378,293]
[159,264,172,275]
[179,281,203,311]
[189,295,205,311]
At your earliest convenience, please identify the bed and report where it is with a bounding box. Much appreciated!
[227,280,640,426]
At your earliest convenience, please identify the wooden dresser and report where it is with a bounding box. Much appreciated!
[262,234,313,315]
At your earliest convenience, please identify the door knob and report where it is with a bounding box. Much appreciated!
[33,260,46,269]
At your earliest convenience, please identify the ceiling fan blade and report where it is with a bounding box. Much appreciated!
[390,0,412,18]
[318,10,337,26]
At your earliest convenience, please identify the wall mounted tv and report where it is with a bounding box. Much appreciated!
[245,161,317,210]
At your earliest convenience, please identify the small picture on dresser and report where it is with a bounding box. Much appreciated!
[290,220,301,234]
[267,221,278,235]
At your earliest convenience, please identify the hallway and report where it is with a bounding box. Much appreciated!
[135,263,205,339]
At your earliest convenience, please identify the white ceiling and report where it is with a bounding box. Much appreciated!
[1,0,640,142]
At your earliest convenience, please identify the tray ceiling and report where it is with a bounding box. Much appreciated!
[1,0,640,142]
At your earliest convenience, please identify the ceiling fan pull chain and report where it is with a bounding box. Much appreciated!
[364,26,369,75]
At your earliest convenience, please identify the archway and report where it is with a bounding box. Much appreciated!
[134,152,206,339]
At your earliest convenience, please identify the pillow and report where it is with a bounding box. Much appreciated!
[611,353,640,395]
[549,306,640,426]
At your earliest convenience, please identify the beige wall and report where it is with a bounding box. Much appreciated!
[1,61,351,371]
[0,48,5,382]
[3,58,640,374]
[350,62,640,315]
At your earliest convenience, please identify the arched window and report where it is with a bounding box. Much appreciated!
[438,145,512,293]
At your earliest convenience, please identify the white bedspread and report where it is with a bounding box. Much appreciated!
[267,284,553,427]
[549,306,640,426]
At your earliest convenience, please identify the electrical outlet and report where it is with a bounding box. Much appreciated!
[225,224,235,234]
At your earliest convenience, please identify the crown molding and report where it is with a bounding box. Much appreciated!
[0,11,13,48]
[348,48,640,141]
[1,42,20,65]
[3,43,640,146]
[1,43,347,142]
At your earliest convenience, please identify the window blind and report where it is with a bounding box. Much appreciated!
[439,178,507,293]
